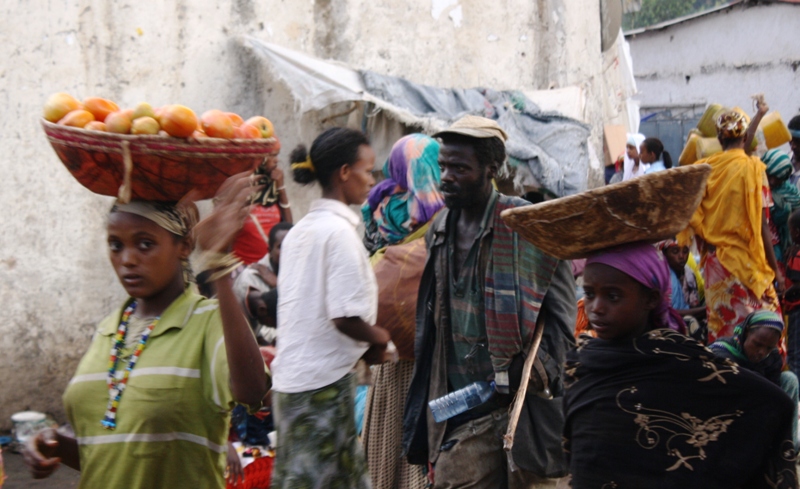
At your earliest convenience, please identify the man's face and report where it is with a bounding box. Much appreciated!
[438,142,495,209]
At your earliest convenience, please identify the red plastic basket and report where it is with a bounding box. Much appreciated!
[42,119,280,202]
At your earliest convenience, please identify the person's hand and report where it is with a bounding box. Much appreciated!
[754,94,769,116]
[23,428,61,479]
[226,442,245,486]
[195,172,263,253]
[362,342,388,365]
[270,166,285,189]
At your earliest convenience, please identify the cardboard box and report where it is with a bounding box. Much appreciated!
[603,124,627,167]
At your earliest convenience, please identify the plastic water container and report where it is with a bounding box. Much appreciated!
[697,103,725,137]
[680,134,699,166]
[428,381,495,423]
[11,411,48,444]
[759,112,792,149]
[696,137,723,160]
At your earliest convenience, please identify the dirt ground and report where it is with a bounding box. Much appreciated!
[3,448,80,488]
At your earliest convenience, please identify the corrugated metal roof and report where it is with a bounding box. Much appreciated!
[624,0,798,37]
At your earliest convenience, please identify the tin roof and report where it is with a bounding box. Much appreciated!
[624,0,799,36]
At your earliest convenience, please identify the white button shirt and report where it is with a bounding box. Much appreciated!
[272,198,378,393]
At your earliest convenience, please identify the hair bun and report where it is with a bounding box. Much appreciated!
[290,144,316,185]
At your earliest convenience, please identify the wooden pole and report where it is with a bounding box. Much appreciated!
[503,313,546,452]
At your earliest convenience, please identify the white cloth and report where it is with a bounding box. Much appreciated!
[272,199,378,393]
[622,133,647,181]
[233,260,274,303]
[644,159,666,174]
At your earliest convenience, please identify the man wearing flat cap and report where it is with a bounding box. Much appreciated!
[402,115,576,487]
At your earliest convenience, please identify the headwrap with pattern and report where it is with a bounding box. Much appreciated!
[764,149,794,181]
[110,200,199,282]
[710,310,784,362]
[716,109,749,140]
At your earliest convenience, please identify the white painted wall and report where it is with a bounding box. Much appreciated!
[0,0,608,427]
[627,3,800,117]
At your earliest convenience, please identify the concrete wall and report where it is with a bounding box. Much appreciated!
[627,3,800,117]
[0,0,607,428]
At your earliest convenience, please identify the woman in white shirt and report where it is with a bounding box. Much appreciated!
[641,137,673,174]
[271,127,391,489]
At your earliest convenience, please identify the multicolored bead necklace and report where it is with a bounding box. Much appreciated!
[101,301,159,430]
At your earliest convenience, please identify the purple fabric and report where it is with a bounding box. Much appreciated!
[367,137,413,212]
[586,242,687,334]
[367,179,396,212]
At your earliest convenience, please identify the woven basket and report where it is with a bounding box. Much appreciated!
[42,120,280,202]
[500,165,711,260]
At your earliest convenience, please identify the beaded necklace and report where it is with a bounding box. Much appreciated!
[101,301,160,430]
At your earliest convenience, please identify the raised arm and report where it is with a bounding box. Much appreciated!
[744,96,768,154]
[195,173,269,406]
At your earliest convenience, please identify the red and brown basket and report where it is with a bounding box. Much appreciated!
[42,119,281,202]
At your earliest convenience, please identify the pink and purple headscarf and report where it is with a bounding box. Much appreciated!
[364,134,444,246]
[587,242,687,334]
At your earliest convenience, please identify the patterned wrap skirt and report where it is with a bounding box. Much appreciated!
[704,250,781,343]
[272,373,371,489]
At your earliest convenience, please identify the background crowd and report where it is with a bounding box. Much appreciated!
[18,96,800,488]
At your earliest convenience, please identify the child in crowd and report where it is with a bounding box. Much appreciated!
[565,242,796,488]
[640,137,673,174]
[710,311,800,451]
[622,133,646,181]
[659,239,707,343]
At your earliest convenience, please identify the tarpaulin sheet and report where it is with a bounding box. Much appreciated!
[242,36,591,197]
[361,72,591,196]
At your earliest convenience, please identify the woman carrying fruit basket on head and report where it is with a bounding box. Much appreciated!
[22,174,270,489]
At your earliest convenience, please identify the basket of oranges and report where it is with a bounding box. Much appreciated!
[41,93,280,202]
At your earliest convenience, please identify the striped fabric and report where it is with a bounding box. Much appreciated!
[63,290,240,489]
[485,195,559,373]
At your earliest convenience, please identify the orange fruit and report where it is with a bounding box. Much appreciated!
[43,93,82,123]
[58,109,95,128]
[192,130,208,139]
[245,116,274,138]
[226,112,244,127]
[83,97,119,122]
[159,105,198,138]
[201,110,235,139]
[84,121,107,132]
[234,123,262,139]
[105,111,133,134]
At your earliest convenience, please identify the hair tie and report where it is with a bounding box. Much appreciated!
[291,156,316,174]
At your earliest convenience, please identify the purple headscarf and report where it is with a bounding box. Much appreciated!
[586,242,687,334]
[364,134,444,245]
